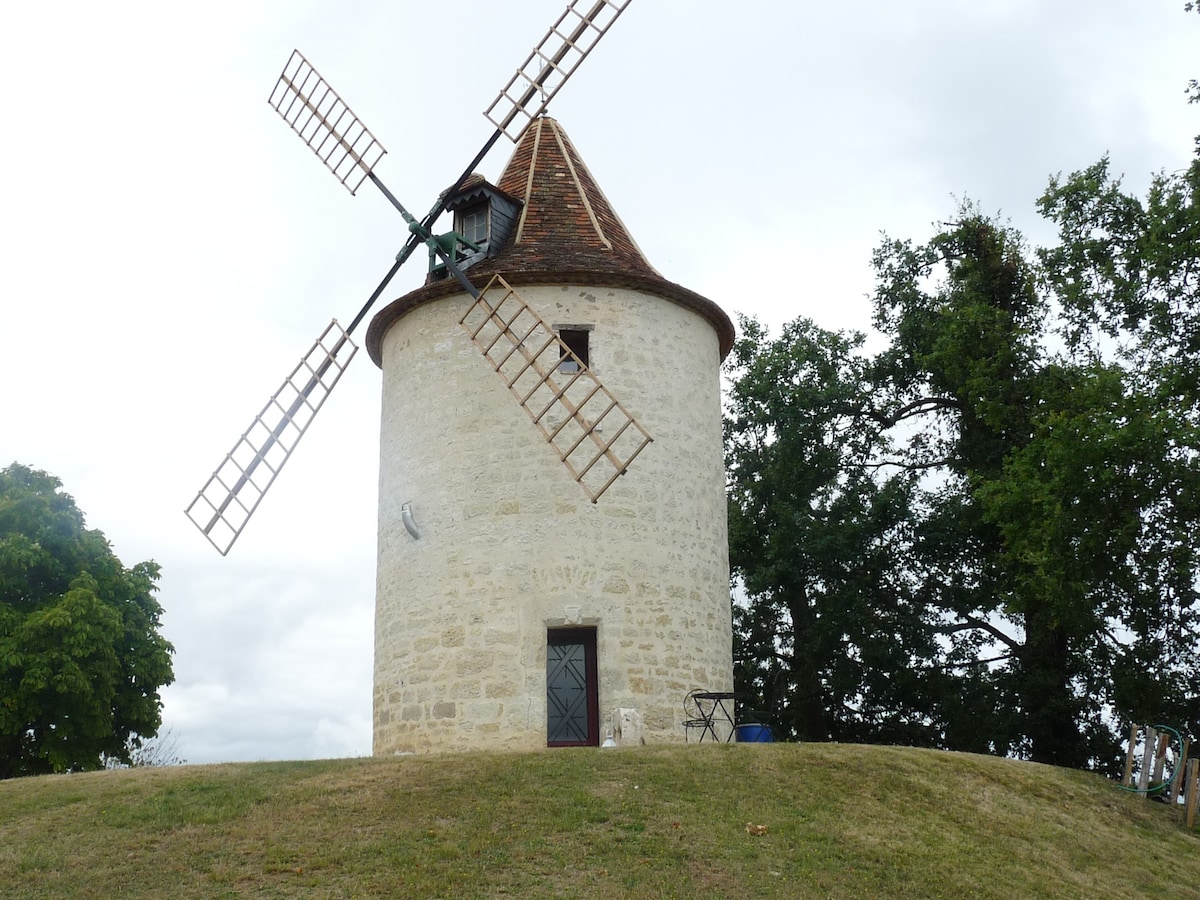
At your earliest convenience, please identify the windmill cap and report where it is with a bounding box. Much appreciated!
[366,117,734,365]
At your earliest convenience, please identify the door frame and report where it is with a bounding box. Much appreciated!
[546,627,600,747]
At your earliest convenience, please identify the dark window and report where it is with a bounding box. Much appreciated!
[457,204,489,246]
[558,329,589,374]
[546,628,599,746]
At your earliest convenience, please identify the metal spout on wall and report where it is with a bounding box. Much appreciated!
[401,502,421,540]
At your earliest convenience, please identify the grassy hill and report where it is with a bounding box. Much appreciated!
[2,743,1196,899]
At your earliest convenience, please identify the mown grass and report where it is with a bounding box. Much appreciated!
[1,743,1196,899]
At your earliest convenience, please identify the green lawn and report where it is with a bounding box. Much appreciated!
[1,743,1196,898]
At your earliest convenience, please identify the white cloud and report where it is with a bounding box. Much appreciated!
[2,0,1195,763]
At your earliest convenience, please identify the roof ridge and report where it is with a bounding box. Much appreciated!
[510,117,542,245]
[547,119,611,249]
[491,117,660,279]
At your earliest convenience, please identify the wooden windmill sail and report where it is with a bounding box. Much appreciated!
[185,0,642,555]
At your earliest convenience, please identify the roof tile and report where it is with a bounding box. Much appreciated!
[366,117,734,365]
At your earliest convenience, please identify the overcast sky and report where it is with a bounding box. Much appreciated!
[3,1,1196,764]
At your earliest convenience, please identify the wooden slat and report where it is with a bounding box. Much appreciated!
[1186,758,1199,829]
[504,334,559,389]
[1152,731,1170,798]
[186,319,358,555]
[460,274,652,502]
[495,318,545,370]
[562,398,619,462]
[1138,727,1156,795]
[530,368,587,422]
[1123,723,1138,786]
[1170,738,1190,806]
[547,382,605,443]
[585,433,653,501]
[482,301,531,355]
[483,0,633,143]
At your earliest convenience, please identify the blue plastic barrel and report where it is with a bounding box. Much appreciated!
[735,723,773,743]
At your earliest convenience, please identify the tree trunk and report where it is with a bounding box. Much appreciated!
[787,591,829,741]
[1021,609,1079,767]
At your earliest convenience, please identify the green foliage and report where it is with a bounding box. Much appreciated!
[0,464,174,778]
[724,316,942,744]
[1038,154,1200,372]
[726,0,1200,772]
[1036,148,1200,751]
[727,193,1200,771]
[875,208,1200,768]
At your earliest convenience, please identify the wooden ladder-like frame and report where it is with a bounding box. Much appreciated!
[461,275,652,502]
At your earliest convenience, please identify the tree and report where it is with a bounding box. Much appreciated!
[725,316,943,744]
[0,464,174,778]
[727,208,1199,769]
[870,210,1200,769]
[871,213,1071,761]
[1037,144,1200,752]
[728,20,1200,763]
[105,725,186,769]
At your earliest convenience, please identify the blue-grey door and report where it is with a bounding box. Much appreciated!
[546,628,598,746]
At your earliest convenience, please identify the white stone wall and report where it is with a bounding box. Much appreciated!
[372,282,731,754]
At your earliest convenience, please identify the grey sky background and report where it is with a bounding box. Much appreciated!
[2,0,1196,763]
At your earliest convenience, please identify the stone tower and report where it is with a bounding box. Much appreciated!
[365,117,735,754]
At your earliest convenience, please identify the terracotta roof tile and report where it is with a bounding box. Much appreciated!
[366,117,734,365]
[484,117,660,279]
[439,171,488,198]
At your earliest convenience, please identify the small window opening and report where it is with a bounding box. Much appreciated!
[559,329,589,373]
[456,204,489,247]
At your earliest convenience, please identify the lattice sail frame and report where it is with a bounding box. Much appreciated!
[186,321,358,555]
[461,276,652,502]
[484,0,632,142]
[269,50,387,195]
[189,1,638,554]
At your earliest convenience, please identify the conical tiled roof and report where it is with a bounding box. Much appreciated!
[366,118,733,364]
[484,117,660,279]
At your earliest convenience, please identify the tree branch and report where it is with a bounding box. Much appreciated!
[865,456,955,472]
[925,653,1014,672]
[862,396,962,428]
[937,616,1022,652]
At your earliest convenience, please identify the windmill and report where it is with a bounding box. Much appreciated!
[185,0,646,556]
